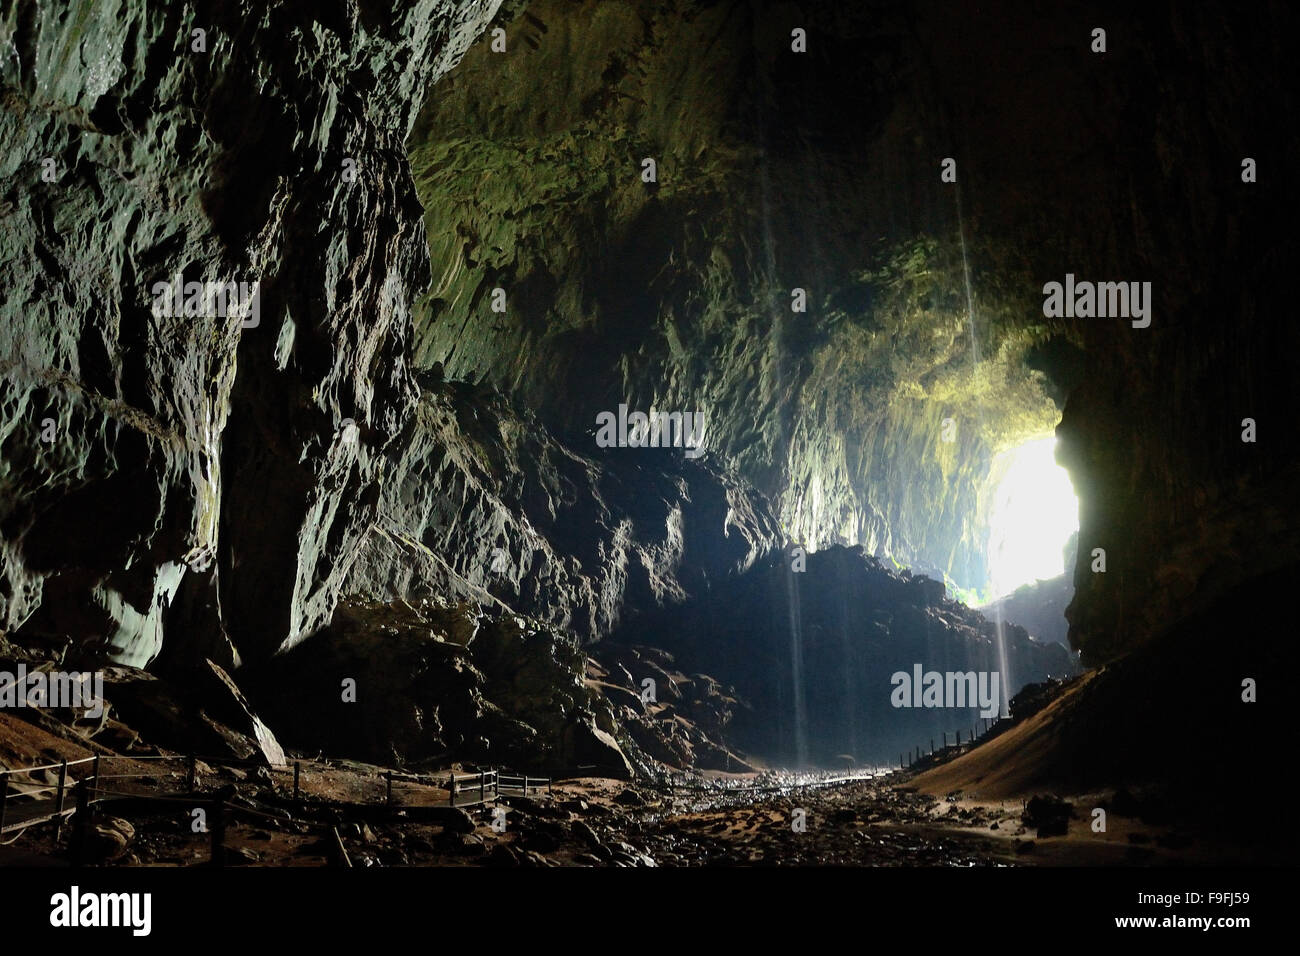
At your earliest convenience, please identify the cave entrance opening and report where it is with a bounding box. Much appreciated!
[984,434,1079,600]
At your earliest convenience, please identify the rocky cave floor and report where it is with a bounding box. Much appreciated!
[3,757,1258,868]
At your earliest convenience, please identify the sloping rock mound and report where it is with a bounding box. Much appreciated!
[238,594,755,777]
[980,537,1076,647]
[912,565,1298,834]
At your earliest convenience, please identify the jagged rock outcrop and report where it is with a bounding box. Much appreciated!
[0,0,501,668]
[242,597,603,768]
[0,634,287,763]
[590,642,755,773]
[344,380,781,641]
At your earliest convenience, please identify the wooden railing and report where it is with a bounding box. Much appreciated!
[0,753,242,839]
[443,769,551,807]
[498,773,551,797]
[2,755,554,852]
[899,717,1007,769]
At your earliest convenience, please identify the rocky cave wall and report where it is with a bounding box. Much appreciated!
[0,0,1294,777]
[1047,3,1300,665]
[1,0,502,668]
[407,0,1299,663]
[405,0,1070,598]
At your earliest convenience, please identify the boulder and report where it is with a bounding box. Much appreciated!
[88,817,135,862]
[201,661,286,768]
[561,718,634,780]
[1022,795,1073,838]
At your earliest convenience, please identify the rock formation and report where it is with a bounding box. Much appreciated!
[1,0,502,670]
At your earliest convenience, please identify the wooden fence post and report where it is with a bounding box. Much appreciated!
[386,771,393,807]
[480,771,486,801]
[54,760,68,840]
[331,826,352,868]
[91,755,101,801]
[449,773,456,808]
